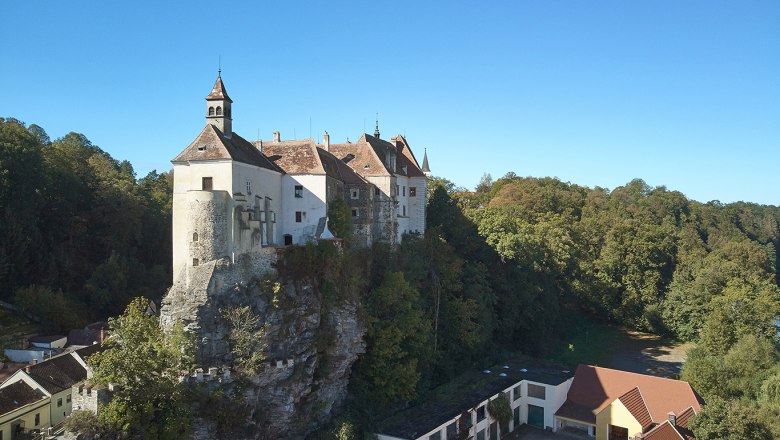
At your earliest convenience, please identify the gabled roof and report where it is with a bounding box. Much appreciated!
[364,134,399,174]
[555,365,702,426]
[206,74,232,102]
[618,387,653,430]
[644,421,685,440]
[318,148,368,185]
[329,134,393,177]
[392,135,426,178]
[172,125,283,173]
[25,353,88,394]
[0,380,47,415]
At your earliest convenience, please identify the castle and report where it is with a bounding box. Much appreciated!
[171,72,430,281]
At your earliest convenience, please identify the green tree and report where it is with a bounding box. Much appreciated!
[88,297,194,439]
[327,197,353,241]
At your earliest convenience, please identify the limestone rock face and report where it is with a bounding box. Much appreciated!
[160,248,365,439]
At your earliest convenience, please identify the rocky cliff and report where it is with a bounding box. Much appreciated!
[160,246,365,439]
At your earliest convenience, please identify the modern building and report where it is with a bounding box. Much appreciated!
[376,359,574,440]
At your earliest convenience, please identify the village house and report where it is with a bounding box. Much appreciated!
[170,72,429,281]
[555,365,701,440]
[0,344,99,437]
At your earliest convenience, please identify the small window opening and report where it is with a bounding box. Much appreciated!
[193,258,199,267]
[351,209,358,218]
[208,106,215,116]
[295,185,303,198]
[351,189,359,199]
[192,232,199,242]
[216,106,222,116]
[202,177,213,191]
[295,211,303,222]
[410,187,417,197]
[246,180,251,194]
[375,187,380,196]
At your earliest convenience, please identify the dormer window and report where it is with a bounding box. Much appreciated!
[208,107,215,116]
[216,106,222,116]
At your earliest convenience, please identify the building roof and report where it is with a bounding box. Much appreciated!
[319,148,368,185]
[206,73,232,102]
[67,329,102,347]
[29,335,66,344]
[644,421,685,440]
[260,139,329,176]
[393,135,426,178]
[329,134,394,177]
[555,365,702,426]
[0,380,47,416]
[618,387,653,430]
[379,358,573,439]
[26,353,88,394]
[0,363,26,384]
[172,124,283,173]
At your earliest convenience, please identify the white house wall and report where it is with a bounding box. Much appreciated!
[232,162,283,245]
[408,176,427,234]
[280,174,328,244]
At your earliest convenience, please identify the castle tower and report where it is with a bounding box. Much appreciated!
[206,70,233,137]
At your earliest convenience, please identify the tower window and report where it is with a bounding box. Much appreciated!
[410,187,417,197]
[192,232,199,242]
[208,107,215,116]
[216,106,222,116]
[202,177,213,191]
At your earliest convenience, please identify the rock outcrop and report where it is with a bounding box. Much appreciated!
[160,247,365,439]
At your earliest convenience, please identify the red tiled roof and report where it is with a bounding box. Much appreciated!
[172,125,283,173]
[329,135,393,177]
[261,140,327,175]
[644,421,685,440]
[555,365,702,426]
[618,387,653,430]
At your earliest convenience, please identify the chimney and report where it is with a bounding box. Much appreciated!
[323,131,330,151]
[668,411,676,426]
[25,365,30,373]
[256,139,263,152]
[273,131,281,142]
[32,358,38,365]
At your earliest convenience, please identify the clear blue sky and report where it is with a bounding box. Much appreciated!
[4,1,779,204]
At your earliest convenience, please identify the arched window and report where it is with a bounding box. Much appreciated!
[192,232,199,242]
[208,107,215,116]
[216,106,222,116]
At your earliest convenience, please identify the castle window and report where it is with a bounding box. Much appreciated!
[57,397,62,407]
[403,186,406,196]
[351,209,358,218]
[202,177,213,191]
[216,106,222,116]
[193,258,199,267]
[295,211,303,222]
[295,185,303,198]
[403,205,406,216]
[375,187,380,196]
[35,413,40,426]
[350,188,359,199]
[410,187,417,197]
[246,180,252,194]
[208,106,215,116]
[192,232,199,242]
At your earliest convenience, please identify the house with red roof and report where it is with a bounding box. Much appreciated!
[555,365,702,440]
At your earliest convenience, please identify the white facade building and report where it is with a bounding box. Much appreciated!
[171,73,430,282]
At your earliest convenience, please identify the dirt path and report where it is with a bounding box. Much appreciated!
[605,328,693,378]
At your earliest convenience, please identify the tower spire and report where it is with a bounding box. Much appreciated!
[205,71,233,137]
[374,113,380,139]
[421,148,431,177]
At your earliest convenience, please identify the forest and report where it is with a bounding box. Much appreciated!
[2,118,779,438]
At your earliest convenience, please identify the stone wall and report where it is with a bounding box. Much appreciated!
[160,245,365,439]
